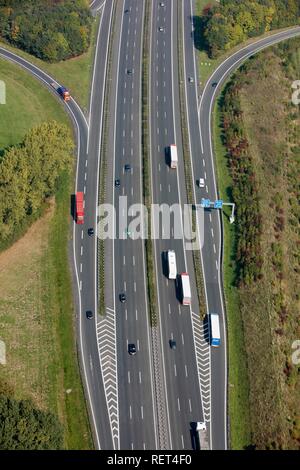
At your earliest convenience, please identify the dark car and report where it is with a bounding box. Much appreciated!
[169,339,176,350]
[88,227,94,236]
[115,178,120,187]
[86,310,93,320]
[119,293,126,303]
[124,9,129,13]
[127,69,133,75]
[128,343,136,355]
[212,82,218,88]
[124,164,131,172]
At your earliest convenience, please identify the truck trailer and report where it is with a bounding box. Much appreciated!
[76,192,84,224]
[191,422,209,450]
[169,144,178,169]
[180,272,191,305]
[210,313,221,347]
[167,250,177,280]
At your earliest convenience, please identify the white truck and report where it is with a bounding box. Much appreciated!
[180,272,191,305]
[169,144,178,169]
[167,250,177,279]
[194,422,209,450]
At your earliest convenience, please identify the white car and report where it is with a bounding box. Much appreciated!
[160,2,165,7]
[198,178,205,188]
[158,26,164,32]
[188,77,194,83]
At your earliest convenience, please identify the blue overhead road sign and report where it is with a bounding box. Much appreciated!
[214,200,223,209]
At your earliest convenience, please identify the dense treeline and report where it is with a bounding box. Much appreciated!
[202,0,300,57]
[0,0,92,62]
[221,74,263,286]
[0,395,63,449]
[0,121,73,249]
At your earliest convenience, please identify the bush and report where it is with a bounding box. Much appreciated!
[0,394,63,449]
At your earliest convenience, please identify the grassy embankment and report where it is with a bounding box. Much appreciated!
[0,13,100,111]
[213,39,300,449]
[0,58,92,448]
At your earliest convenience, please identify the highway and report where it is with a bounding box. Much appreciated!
[1,0,300,450]
[112,0,157,450]
[149,0,205,450]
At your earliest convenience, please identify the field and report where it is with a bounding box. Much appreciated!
[0,52,92,448]
[0,13,100,112]
[213,41,300,449]
[0,58,68,152]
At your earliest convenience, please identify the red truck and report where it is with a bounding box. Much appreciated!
[51,82,71,101]
[76,192,84,224]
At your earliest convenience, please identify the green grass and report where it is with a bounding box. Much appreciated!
[0,57,69,151]
[0,49,92,449]
[43,172,93,449]
[0,14,100,111]
[212,97,251,450]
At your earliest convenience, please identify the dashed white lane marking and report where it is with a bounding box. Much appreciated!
[134,281,137,292]
[85,160,88,167]
[181,435,184,448]
[139,371,142,383]
[141,406,144,420]
[168,304,171,315]
[216,260,219,270]
[181,333,184,345]
[209,213,212,223]
[84,186,86,195]
[123,256,126,266]
[177,398,181,412]
[213,243,216,254]
[211,228,214,238]
[135,309,138,321]
[80,263,82,273]
[203,158,205,166]
[81,230,84,240]
[80,246,83,256]
[128,371,131,384]
[84,172,87,181]
[133,255,135,266]
[129,405,132,420]
[185,365,188,377]
[174,364,177,377]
